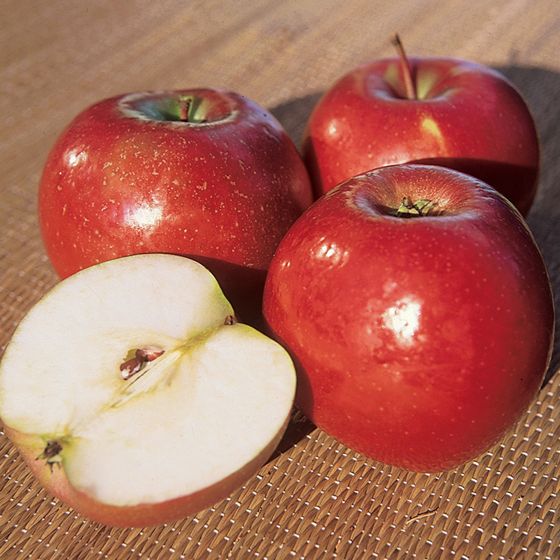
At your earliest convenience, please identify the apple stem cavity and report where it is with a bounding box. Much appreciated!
[395,196,439,218]
[120,346,165,381]
[392,34,417,100]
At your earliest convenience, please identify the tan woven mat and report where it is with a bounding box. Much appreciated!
[1,1,560,558]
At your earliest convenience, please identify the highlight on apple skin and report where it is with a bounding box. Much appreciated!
[38,88,313,327]
[0,254,296,527]
[303,54,539,215]
[263,164,554,473]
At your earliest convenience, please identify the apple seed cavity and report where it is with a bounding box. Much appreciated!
[120,346,165,381]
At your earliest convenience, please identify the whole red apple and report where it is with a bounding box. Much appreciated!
[304,42,539,215]
[263,165,554,472]
[39,88,313,326]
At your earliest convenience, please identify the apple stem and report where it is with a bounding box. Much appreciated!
[392,34,417,100]
[179,97,192,122]
[395,197,438,217]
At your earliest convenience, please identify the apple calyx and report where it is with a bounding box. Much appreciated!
[38,439,64,472]
[395,196,439,217]
[391,34,417,100]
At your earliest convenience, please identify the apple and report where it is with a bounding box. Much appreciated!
[263,165,554,472]
[304,37,539,215]
[0,254,296,527]
[38,88,313,327]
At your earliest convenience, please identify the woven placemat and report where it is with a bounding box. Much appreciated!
[1,1,560,558]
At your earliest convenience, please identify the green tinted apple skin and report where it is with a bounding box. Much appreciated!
[304,57,539,215]
[39,89,313,327]
[263,165,554,472]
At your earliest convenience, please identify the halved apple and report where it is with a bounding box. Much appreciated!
[0,254,296,527]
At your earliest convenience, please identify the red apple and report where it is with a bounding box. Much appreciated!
[263,165,554,472]
[304,39,539,215]
[39,88,313,326]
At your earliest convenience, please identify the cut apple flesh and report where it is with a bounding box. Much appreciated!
[0,254,295,515]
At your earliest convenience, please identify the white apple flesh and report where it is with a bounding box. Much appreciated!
[0,254,296,526]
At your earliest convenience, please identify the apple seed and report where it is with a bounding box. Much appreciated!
[120,346,165,380]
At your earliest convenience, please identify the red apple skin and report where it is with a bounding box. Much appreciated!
[4,418,289,527]
[304,57,539,215]
[263,165,554,472]
[39,89,313,327]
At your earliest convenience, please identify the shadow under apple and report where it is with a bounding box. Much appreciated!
[497,65,560,381]
[176,253,267,332]
[270,92,322,148]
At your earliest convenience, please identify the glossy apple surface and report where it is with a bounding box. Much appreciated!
[263,165,554,472]
[39,88,313,326]
[304,57,539,214]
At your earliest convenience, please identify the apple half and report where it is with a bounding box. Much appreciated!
[0,254,296,527]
